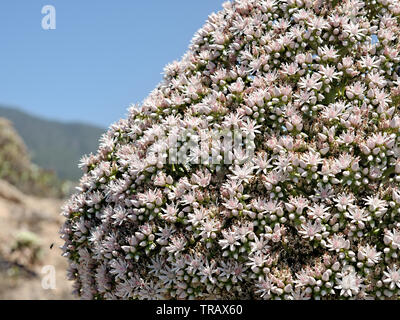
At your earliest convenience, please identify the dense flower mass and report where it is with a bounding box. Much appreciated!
[61,0,400,300]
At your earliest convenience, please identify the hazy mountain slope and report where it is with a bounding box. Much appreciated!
[0,117,64,197]
[0,106,105,180]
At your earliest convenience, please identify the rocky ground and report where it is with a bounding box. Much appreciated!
[0,179,74,299]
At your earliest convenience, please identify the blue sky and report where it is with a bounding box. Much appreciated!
[0,1,225,127]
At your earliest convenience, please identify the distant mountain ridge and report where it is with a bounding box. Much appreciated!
[0,106,105,181]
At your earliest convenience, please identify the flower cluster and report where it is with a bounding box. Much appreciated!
[61,0,400,300]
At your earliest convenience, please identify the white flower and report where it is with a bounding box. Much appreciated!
[229,163,257,183]
[288,196,309,214]
[242,119,262,138]
[250,234,271,254]
[255,276,275,299]
[294,270,312,288]
[346,206,369,224]
[223,197,241,210]
[343,21,366,40]
[319,64,341,83]
[384,229,400,249]
[333,193,355,211]
[148,255,165,276]
[138,281,165,300]
[289,288,311,300]
[357,244,381,266]
[298,74,323,92]
[327,234,350,252]
[308,203,331,220]
[160,203,179,223]
[246,251,269,272]
[155,225,176,246]
[109,258,128,282]
[199,218,221,239]
[359,54,380,70]
[166,235,187,255]
[187,207,208,227]
[301,151,323,167]
[363,196,388,217]
[199,260,218,284]
[335,267,363,297]
[298,220,324,240]
[318,45,339,61]
[228,78,245,93]
[191,169,211,187]
[218,260,247,283]
[273,154,292,173]
[219,229,240,251]
[383,265,400,290]
[321,101,350,122]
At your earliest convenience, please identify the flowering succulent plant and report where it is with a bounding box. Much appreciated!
[61,0,400,300]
